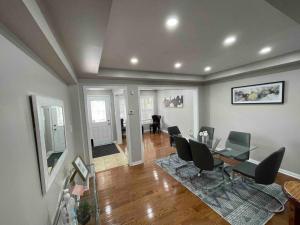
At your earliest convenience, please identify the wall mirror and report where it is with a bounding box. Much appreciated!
[30,95,68,195]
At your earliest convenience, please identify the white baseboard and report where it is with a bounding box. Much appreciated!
[129,160,144,166]
[248,158,300,180]
[162,129,168,134]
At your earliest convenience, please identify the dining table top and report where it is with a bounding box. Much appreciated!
[184,134,258,159]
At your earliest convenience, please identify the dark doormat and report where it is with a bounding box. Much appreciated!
[92,143,119,158]
[47,152,63,168]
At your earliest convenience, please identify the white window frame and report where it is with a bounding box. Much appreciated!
[140,95,155,124]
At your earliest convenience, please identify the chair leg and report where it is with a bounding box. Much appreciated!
[231,177,285,213]
[246,182,285,213]
[190,169,225,192]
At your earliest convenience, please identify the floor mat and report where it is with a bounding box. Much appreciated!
[92,143,119,158]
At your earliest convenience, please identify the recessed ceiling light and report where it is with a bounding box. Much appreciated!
[174,62,182,69]
[165,16,179,30]
[204,66,211,72]
[130,57,139,65]
[259,46,272,55]
[223,35,237,46]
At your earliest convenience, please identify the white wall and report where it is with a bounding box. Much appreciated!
[204,70,300,175]
[157,89,195,136]
[0,34,76,225]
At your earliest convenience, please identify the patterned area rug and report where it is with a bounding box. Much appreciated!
[156,155,287,225]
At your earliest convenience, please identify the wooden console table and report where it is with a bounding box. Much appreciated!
[284,181,300,225]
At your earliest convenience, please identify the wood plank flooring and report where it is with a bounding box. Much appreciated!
[96,132,298,225]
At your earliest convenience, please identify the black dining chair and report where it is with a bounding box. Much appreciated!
[189,139,225,189]
[199,126,215,140]
[232,147,286,212]
[226,131,251,161]
[165,136,193,175]
[150,115,161,134]
[121,118,126,137]
[167,126,181,147]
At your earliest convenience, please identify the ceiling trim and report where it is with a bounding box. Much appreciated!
[97,68,204,82]
[204,50,300,81]
[95,50,300,83]
[22,0,77,84]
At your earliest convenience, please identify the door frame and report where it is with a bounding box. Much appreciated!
[83,85,131,165]
[86,94,113,146]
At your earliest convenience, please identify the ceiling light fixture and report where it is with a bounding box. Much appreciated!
[259,46,272,55]
[174,62,182,69]
[130,57,139,65]
[166,16,179,30]
[223,35,237,46]
[204,66,211,72]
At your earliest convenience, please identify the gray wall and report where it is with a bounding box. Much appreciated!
[203,69,300,174]
[0,33,76,225]
[157,89,195,136]
[127,85,143,163]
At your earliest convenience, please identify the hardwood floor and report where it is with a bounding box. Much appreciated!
[96,132,297,225]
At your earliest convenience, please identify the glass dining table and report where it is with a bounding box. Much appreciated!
[183,134,258,178]
[186,134,257,159]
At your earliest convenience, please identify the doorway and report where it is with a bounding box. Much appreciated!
[87,95,113,146]
[84,87,129,172]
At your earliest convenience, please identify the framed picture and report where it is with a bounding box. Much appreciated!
[72,156,89,180]
[231,81,285,104]
[163,95,183,108]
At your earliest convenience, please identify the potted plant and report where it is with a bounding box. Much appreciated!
[77,200,91,225]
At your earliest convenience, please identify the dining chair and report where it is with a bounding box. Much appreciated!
[226,131,251,161]
[167,126,181,147]
[121,118,126,137]
[150,115,161,134]
[199,126,215,140]
[163,136,193,176]
[189,139,225,190]
[232,147,285,212]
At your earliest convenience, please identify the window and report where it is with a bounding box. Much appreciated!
[55,107,64,126]
[90,100,107,123]
[140,95,154,123]
[119,96,127,121]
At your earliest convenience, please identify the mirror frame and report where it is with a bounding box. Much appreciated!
[30,95,68,195]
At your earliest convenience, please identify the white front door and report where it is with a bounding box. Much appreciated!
[87,95,113,146]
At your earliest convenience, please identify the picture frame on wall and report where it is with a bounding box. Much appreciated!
[163,95,183,108]
[72,156,89,181]
[231,81,285,105]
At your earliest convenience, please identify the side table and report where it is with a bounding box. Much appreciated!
[284,181,300,225]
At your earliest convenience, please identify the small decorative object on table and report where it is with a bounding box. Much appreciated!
[199,131,209,144]
[72,156,89,181]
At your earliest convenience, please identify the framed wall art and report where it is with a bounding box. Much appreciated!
[231,81,284,105]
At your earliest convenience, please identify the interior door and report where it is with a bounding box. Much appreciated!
[50,106,66,152]
[87,95,112,147]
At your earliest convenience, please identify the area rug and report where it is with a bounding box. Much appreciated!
[92,143,119,158]
[155,155,287,225]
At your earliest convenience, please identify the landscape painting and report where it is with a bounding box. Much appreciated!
[164,95,183,108]
[232,81,284,104]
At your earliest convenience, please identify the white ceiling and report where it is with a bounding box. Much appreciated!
[1,0,300,83]
[100,0,300,76]
[40,0,112,76]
